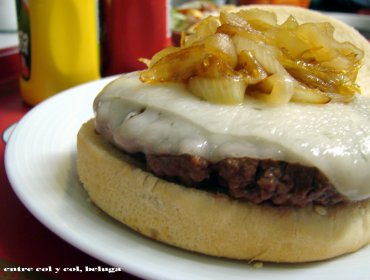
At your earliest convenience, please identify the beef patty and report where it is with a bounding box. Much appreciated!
[143,154,347,207]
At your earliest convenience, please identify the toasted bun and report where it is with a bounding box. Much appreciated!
[77,6,370,263]
[77,120,370,263]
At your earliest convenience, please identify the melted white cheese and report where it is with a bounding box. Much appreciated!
[94,72,370,201]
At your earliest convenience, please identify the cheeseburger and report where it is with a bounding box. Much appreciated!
[77,5,370,263]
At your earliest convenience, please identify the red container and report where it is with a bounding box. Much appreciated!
[99,0,171,76]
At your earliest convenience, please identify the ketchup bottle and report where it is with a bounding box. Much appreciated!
[99,0,172,76]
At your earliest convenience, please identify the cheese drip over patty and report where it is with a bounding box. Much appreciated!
[94,72,370,201]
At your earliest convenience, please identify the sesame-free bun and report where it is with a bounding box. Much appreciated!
[77,6,370,263]
[77,120,370,263]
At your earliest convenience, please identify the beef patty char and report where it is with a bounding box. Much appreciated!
[144,154,347,207]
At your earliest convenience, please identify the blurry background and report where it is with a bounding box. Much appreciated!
[171,0,370,42]
[0,0,369,103]
[310,0,370,12]
[172,0,370,11]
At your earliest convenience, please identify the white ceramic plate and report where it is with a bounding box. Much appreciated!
[5,77,370,280]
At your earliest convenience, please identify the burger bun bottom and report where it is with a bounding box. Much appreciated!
[77,120,370,263]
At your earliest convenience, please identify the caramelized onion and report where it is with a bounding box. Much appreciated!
[291,85,331,104]
[147,46,181,67]
[192,33,238,67]
[236,50,267,84]
[184,16,221,46]
[188,76,247,104]
[255,74,294,105]
[140,8,363,105]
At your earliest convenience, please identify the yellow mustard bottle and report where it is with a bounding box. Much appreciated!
[16,0,100,106]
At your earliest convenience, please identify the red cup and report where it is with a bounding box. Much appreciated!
[99,0,172,76]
